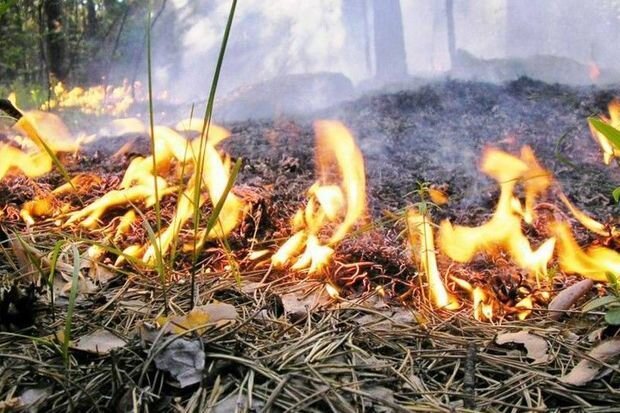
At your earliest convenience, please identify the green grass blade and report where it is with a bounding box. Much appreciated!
[189,0,237,309]
[146,0,162,237]
[48,240,64,323]
[589,117,620,149]
[62,244,81,369]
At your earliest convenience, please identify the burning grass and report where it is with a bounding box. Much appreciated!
[0,78,619,411]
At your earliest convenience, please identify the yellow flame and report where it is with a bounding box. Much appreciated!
[589,100,620,165]
[553,222,620,281]
[272,121,366,273]
[558,192,617,237]
[43,81,139,116]
[0,111,77,181]
[439,147,554,278]
[407,210,459,310]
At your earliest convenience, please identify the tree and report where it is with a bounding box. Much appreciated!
[372,0,407,81]
[44,0,66,81]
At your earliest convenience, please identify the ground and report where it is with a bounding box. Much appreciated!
[0,78,619,412]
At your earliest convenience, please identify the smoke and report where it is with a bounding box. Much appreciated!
[146,0,620,117]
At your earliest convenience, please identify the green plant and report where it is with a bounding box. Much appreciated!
[583,273,620,325]
[588,117,620,202]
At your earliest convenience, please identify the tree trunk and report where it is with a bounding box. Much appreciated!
[446,0,456,67]
[44,0,66,81]
[372,0,407,81]
[86,0,97,38]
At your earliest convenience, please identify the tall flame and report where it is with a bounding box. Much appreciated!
[272,121,366,273]
[439,147,555,278]
[407,210,458,310]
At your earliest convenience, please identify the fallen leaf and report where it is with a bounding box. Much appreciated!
[281,290,330,319]
[496,330,550,364]
[71,329,127,355]
[560,338,620,386]
[154,338,204,388]
[548,279,593,321]
[157,302,237,335]
[18,387,52,411]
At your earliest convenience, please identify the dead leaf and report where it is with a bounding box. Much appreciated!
[548,279,593,321]
[17,387,52,411]
[560,338,620,386]
[154,338,204,388]
[71,329,127,355]
[281,290,330,319]
[157,302,237,335]
[496,330,550,364]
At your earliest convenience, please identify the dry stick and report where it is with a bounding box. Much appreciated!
[462,342,477,410]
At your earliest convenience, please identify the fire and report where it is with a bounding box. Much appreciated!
[589,61,601,82]
[407,210,458,310]
[552,222,620,282]
[439,147,556,278]
[272,121,366,274]
[0,109,78,181]
[42,81,141,116]
[589,100,620,165]
[63,122,243,265]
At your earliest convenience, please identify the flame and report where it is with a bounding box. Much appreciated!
[407,210,458,310]
[439,147,555,278]
[451,276,494,321]
[515,296,533,320]
[0,110,78,181]
[42,81,139,116]
[58,121,243,265]
[589,61,601,82]
[589,100,620,165]
[272,121,366,273]
[558,192,617,237]
[553,222,620,281]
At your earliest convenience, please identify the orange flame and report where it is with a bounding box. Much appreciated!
[272,121,366,273]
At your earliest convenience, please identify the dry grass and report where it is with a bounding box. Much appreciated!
[0,235,618,413]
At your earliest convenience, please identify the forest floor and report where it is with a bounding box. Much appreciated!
[0,77,619,412]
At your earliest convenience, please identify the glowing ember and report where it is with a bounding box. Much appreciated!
[589,100,620,165]
[407,210,458,310]
[272,121,366,274]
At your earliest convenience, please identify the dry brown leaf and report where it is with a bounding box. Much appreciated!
[496,330,550,364]
[157,302,237,335]
[71,329,127,355]
[548,279,593,321]
[281,290,330,319]
[560,338,620,386]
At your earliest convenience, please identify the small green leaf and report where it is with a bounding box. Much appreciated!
[614,187,620,204]
[583,295,620,312]
[589,117,620,149]
[604,307,620,325]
